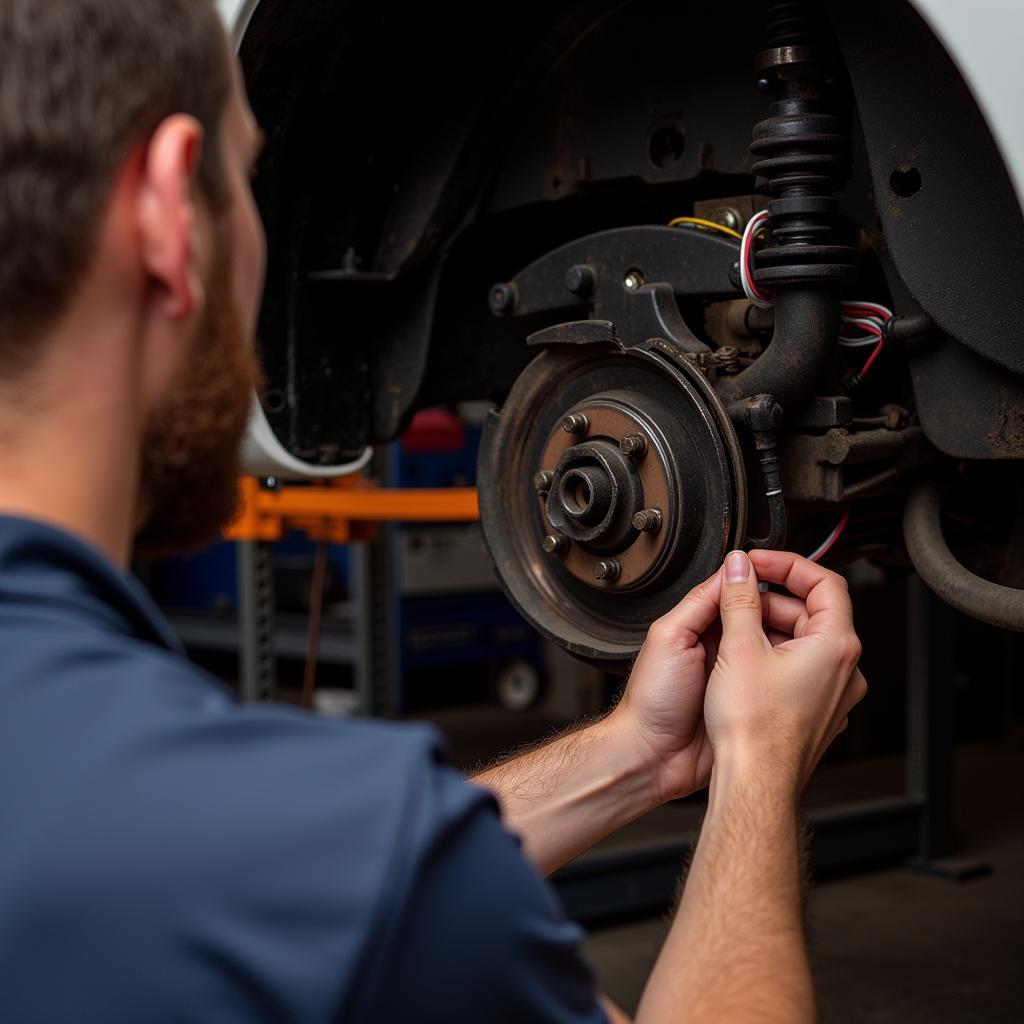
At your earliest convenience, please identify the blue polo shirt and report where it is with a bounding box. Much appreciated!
[0,516,607,1023]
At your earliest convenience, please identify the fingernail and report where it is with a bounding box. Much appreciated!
[724,550,749,583]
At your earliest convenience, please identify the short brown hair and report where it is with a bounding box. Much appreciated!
[0,0,232,368]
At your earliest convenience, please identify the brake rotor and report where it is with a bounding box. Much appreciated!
[478,326,747,669]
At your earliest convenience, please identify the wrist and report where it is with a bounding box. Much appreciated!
[708,741,801,816]
[589,712,666,817]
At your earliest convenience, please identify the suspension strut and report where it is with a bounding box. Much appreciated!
[719,0,856,409]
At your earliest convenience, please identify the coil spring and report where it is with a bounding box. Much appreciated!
[764,0,820,49]
[747,0,855,287]
[749,109,850,199]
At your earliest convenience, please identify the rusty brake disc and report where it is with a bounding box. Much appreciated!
[477,322,746,670]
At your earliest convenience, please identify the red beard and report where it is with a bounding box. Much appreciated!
[134,229,261,559]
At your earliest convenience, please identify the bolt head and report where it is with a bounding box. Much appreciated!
[561,413,589,435]
[593,559,621,582]
[714,207,741,231]
[489,282,516,314]
[623,270,644,290]
[619,433,648,458]
[542,534,568,556]
[564,264,596,296]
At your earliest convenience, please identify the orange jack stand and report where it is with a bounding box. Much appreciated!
[224,476,480,545]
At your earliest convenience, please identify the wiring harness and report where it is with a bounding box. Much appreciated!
[740,210,893,382]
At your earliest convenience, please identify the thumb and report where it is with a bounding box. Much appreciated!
[719,550,768,648]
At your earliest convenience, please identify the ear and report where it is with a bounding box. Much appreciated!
[135,115,208,321]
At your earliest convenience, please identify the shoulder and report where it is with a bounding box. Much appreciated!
[7,645,472,1020]
[348,768,608,1024]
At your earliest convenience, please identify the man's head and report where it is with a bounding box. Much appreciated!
[0,0,267,556]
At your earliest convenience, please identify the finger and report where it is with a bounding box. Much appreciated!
[761,591,808,637]
[824,672,868,740]
[719,550,770,650]
[766,628,791,648]
[841,669,869,713]
[702,620,722,677]
[646,568,724,649]
[749,549,854,642]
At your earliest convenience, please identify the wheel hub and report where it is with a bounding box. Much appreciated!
[538,399,678,588]
[477,325,747,669]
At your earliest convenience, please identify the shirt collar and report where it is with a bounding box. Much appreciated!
[0,515,183,653]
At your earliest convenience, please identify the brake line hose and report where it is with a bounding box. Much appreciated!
[903,481,1024,632]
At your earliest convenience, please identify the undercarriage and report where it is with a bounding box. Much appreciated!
[237,0,1024,667]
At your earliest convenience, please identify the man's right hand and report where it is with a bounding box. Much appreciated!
[704,547,868,796]
[634,550,868,1024]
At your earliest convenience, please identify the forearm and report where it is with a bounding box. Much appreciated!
[636,758,814,1024]
[472,716,661,876]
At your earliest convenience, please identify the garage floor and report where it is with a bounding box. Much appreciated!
[582,737,1024,1023]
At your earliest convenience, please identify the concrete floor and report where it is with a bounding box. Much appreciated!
[583,738,1024,1022]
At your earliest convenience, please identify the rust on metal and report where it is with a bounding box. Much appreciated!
[537,403,673,590]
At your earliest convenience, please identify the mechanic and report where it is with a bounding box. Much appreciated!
[0,2,867,1021]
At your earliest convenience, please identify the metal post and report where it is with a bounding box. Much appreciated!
[236,540,276,702]
[350,542,374,715]
[905,574,989,879]
[359,526,399,716]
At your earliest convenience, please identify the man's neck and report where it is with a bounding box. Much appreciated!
[0,324,143,567]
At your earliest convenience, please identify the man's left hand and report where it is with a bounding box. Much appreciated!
[606,571,724,804]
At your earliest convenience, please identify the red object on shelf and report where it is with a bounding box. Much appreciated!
[400,408,466,454]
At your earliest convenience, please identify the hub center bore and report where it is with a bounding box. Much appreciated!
[544,440,640,550]
[558,467,610,525]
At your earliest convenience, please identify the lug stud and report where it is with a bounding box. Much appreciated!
[632,508,663,533]
[542,533,569,556]
[619,434,648,458]
[593,559,621,582]
[533,470,554,492]
[561,413,589,435]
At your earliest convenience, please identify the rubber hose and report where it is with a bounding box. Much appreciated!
[903,481,1024,632]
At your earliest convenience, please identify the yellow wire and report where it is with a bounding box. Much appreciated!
[667,215,743,241]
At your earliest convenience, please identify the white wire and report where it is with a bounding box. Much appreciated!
[842,300,893,320]
[739,220,895,356]
[841,315,883,330]
[740,210,773,308]
[839,314,885,346]
[808,517,845,562]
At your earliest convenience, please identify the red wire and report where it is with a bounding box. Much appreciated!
[810,510,849,563]
[859,330,885,376]
[842,302,890,318]
[744,214,771,303]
